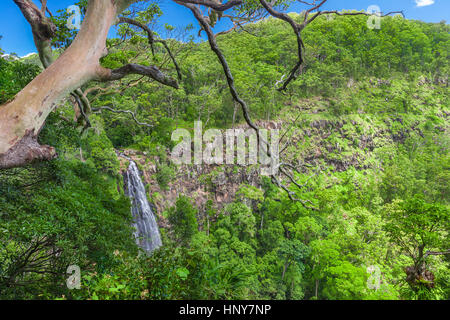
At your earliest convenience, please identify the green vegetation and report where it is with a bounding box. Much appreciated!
[0,13,448,300]
[168,196,199,245]
[0,57,40,104]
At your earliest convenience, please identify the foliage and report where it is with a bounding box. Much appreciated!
[0,58,40,104]
[168,196,199,245]
[1,11,449,301]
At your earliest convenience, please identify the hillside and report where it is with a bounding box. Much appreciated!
[0,13,449,300]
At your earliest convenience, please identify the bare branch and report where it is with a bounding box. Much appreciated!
[97,63,179,89]
[178,1,317,207]
[39,0,47,14]
[259,0,304,91]
[71,92,91,130]
[92,106,154,128]
[117,17,182,80]
[424,250,450,258]
[271,174,317,210]
[258,0,403,91]
[179,1,259,132]
[174,0,243,12]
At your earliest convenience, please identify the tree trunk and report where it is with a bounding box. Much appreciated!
[232,102,238,129]
[0,0,119,169]
[315,279,319,298]
[282,261,290,280]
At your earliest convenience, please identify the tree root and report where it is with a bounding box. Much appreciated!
[0,130,56,169]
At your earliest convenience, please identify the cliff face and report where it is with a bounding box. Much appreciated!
[117,121,284,224]
[119,150,263,228]
[117,75,448,232]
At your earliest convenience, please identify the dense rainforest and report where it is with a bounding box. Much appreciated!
[0,2,449,300]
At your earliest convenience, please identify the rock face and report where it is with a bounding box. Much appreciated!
[119,149,263,230]
[117,79,449,231]
[157,163,259,219]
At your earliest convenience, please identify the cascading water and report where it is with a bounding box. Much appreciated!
[124,159,162,253]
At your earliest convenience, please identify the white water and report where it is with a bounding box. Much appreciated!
[124,160,162,253]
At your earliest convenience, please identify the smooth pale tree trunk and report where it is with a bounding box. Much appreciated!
[0,0,131,169]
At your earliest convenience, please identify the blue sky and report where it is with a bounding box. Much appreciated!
[0,0,448,56]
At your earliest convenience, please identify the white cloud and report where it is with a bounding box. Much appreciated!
[415,0,435,7]
[1,54,18,61]
[20,52,37,59]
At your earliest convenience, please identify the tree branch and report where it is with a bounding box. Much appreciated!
[174,0,243,12]
[259,0,403,91]
[117,17,182,80]
[178,1,317,208]
[424,250,450,258]
[97,63,179,89]
[92,106,154,128]
[259,0,304,91]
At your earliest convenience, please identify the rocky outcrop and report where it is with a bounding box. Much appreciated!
[118,149,262,227]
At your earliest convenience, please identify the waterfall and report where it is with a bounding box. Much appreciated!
[124,159,162,253]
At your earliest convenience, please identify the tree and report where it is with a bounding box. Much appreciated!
[0,0,405,218]
[168,195,199,245]
[383,196,449,298]
[277,239,309,299]
[0,0,178,169]
[0,0,400,179]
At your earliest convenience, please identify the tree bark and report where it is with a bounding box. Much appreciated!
[12,0,56,68]
[0,0,123,168]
